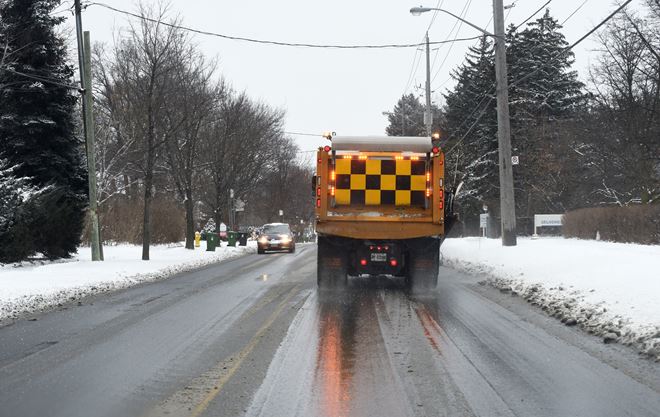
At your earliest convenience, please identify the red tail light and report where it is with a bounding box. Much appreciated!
[360,259,367,266]
[316,187,321,197]
[316,198,321,208]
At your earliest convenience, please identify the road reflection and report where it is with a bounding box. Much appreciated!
[314,292,357,417]
[313,276,410,417]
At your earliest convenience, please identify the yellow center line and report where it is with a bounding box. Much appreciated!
[187,284,301,417]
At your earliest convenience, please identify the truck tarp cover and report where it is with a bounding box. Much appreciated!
[331,136,432,153]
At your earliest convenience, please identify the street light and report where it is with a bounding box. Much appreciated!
[409,6,494,36]
[410,3,517,246]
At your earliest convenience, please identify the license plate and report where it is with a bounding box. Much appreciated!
[270,240,281,244]
[371,253,387,262]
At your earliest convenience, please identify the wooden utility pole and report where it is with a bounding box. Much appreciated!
[83,31,101,260]
[492,0,517,246]
[74,0,101,260]
[424,32,433,137]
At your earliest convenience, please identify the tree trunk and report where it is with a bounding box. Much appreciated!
[184,189,195,249]
[142,171,152,260]
[214,208,222,233]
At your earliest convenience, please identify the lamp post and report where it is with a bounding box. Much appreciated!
[410,3,517,246]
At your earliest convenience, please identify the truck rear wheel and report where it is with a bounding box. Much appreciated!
[407,238,440,291]
[317,236,347,290]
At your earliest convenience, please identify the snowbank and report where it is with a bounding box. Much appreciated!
[0,242,256,322]
[441,237,660,360]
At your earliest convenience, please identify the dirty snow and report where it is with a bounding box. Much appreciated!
[0,241,256,322]
[441,237,660,360]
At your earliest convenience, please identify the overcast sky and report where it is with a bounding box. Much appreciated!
[64,0,643,151]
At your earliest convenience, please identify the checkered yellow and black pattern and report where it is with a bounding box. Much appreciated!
[334,158,427,206]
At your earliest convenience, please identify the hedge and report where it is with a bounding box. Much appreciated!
[562,205,660,244]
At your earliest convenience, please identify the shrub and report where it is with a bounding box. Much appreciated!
[82,195,185,245]
[563,205,660,244]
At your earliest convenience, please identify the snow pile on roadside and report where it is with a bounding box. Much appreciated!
[0,242,256,322]
[441,237,660,360]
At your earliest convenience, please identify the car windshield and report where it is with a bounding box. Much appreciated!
[263,225,290,235]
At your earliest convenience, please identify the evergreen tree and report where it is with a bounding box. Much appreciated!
[507,11,586,221]
[443,36,498,220]
[442,12,587,231]
[385,93,441,136]
[0,160,46,262]
[0,0,87,259]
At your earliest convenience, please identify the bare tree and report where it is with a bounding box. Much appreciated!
[588,12,660,205]
[198,91,286,229]
[163,49,220,249]
[99,3,190,259]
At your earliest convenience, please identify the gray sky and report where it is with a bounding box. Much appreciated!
[65,0,643,151]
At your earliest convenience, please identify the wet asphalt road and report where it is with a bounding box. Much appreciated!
[1,244,659,417]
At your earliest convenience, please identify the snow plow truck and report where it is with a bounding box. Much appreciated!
[313,135,455,290]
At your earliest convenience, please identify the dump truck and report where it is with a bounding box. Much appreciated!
[313,135,455,289]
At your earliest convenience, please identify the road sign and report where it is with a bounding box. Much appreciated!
[511,156,519,165]
[532,214,563,238]
[480,213,490,238]
[535,214,563,227]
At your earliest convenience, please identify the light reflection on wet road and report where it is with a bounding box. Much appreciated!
[245,274,660,417]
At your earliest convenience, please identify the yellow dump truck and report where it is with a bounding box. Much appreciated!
[313,136,455,289]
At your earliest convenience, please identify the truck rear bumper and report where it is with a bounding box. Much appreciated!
[316,221,443,240]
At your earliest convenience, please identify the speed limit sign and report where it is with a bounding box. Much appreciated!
[511,156,519,165]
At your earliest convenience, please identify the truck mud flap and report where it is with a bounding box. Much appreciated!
[406,237,440,291]
[317,236,348,290]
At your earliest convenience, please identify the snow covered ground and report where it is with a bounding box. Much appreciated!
[441,237,660,360]
[0,241,256,322]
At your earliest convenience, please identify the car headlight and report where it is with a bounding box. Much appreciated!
[280,234,291,243]
[258,236,268,244]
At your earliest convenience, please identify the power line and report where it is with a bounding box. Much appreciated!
[402,37,425,95]
[510,0,633,89]
[427,0,447,32]
[561,0,589,25]
[445,0,632,155]
[430,0,474,84]
[445,88,496,155]
[514,0,552,31]
[0,67,80,90]
[88,2,480,50]
[284,131,326,138]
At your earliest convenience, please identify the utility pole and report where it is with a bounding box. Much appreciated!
[492,0,517,246]
[74,0,101,260]
[424,32,433,137]
[229,189,234,231]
